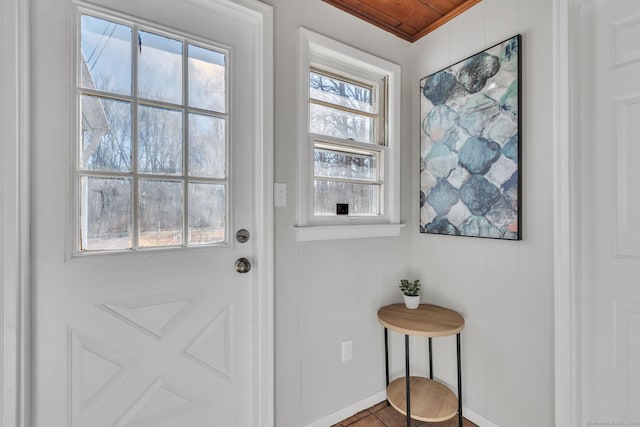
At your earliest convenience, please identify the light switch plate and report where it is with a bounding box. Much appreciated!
[341,340,352,362]
[274,182,287,207]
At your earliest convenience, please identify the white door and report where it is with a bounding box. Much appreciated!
[30,0,271,426]
[579,0,640,424]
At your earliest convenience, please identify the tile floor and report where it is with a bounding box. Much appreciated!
[331,401,478,427]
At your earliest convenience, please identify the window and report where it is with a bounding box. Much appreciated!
[310,69,384,217]
[296,28,402,241]
[77,11,229,252]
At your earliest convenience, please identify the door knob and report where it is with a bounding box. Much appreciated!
[234,257,252,273]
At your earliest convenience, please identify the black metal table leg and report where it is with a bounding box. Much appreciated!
[428,337,433,380]
[457,333,463,427]
[384,328,389,388]
[405,334,411,427]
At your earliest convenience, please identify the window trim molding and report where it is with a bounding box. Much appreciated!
[294,223,405,242]
[296,27,402,241]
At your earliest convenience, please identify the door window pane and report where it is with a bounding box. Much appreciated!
[80,177,132,251]
[313,180,380,216]
[139,179,183,247]
[188,183,225,245]
[188,113,225,178]
[188,44,226,112]
[138,105,183,175]
[80,15,132,95]
[138,31,183,104]
[80,95,132,172]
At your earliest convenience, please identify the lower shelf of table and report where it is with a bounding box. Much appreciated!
[387,376,458,422]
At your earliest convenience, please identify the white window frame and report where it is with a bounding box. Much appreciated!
[295,28,403,241]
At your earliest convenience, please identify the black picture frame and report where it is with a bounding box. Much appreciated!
[419,34,522,240]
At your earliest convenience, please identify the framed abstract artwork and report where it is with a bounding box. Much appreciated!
[419,35,521,240]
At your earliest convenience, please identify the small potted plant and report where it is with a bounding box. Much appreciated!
[399,279,421,309]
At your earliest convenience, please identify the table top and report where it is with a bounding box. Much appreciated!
[377,303,464,337]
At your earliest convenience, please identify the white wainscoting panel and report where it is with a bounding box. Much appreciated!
[616,303,640,421]
[613,11,640,68]
[615,93,640,257]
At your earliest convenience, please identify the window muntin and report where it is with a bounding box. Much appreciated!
[309,66,386,217]
[78,12,229,252]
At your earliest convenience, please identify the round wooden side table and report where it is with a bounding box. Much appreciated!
[377,303,465,427]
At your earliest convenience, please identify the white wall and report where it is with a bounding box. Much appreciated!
[1,0,557,426]
[411,1,555,426]
[266,0,556,425]
[262,1,415,426]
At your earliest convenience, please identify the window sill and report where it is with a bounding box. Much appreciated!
[294,223,405,242]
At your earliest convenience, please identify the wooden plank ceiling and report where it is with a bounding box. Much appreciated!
[322,0,482,43]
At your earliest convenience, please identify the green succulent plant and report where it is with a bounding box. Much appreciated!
[399,279,421,297]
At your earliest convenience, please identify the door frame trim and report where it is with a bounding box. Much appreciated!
[1,0,31,426]
[0,0,274,425]
[245,1,275,426]
[553,0,582,425]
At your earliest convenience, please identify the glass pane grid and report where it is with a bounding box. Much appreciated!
[78,11,229,252]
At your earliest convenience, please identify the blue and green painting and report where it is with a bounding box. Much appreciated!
[419,35,521,240]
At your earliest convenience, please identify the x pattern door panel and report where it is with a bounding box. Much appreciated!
[69,290,236,426]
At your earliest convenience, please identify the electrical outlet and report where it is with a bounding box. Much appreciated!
[341,340,352,362]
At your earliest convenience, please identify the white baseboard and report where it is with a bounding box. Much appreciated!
[463,406,500,427]
[303,391,387,427]
[303,390,500,427]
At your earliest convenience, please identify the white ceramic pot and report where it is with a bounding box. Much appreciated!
[403,295,420,309]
